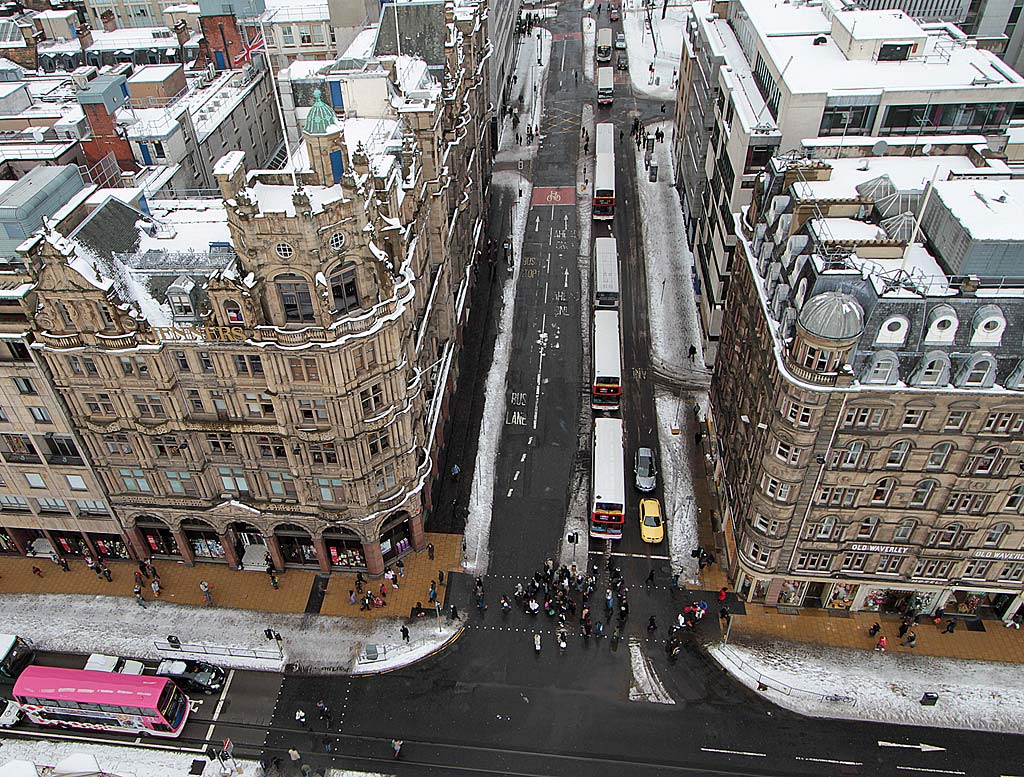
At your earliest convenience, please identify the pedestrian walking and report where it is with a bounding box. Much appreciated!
[645,569,655,588]
[51,553,68,572]
[719,606,730,622]
[316,700,331,724]
[898,621,911,639]
[199,580,213,606]
[295,709,307,728]
[349,589,357,605]
[875,635,887,652]
[450,604,461,621]
[355,571,365,593]
[101,565,112,583]
[151,578,161,597]
[868,622,881,637]
[134,570,144,586]
[379,583,388,599]
[901,631,917,648]
[137,559,149,579]
[689,344,698,362]
[267,568,279,589]
[671,572,680,590]
[660,103,666,113]
[718,587,728,602]
[392,739,403,760]
[397,559,405,577]
[647,615,657,632]
[145,560,157,579]
[135,587,146,608]
[401,625,410,642]
[31,565,43,577]
[943,619,957,634]
[439,570,445,586]
[429,585,437,604]
[427,543,435,560]
[451,464,461,481]
[574,70,578,85]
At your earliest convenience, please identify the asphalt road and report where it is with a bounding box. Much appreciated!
[264,3,1024,775]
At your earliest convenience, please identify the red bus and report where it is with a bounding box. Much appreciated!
[592,310,622,410]
[13,665,190,737]
[594,123,615,220]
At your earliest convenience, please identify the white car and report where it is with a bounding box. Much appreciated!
[0,699,21,728]
[85,654,145,675]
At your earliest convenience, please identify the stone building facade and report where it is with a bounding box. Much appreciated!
[15,2,491,575]
[711,146,1024,623]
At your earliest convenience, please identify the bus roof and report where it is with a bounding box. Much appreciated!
[593,310,621,378]
[595,152,614,192]
[597,28,612,44]
[596,123,614,155]
[593,417,625,506]
[13,666,171,708]
[597,67,614,90]
[594,238,618,294]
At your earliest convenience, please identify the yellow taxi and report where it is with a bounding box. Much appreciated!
[639,498,664,544]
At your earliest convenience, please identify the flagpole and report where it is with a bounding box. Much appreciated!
[255,11,299,189]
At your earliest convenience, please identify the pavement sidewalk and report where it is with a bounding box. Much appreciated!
[697,564,1024,664]
[0,532,463,619]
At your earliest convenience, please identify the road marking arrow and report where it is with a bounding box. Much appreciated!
[879,742,946,753]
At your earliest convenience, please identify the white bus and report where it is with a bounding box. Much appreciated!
[591,417,625,539]
[597,28,612,62]
[594,237,619,309]
[592,310,622,411]
[597,66,614,105]
[594,123,615,220]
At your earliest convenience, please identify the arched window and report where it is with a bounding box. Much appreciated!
[971,305,1006,346]
[806,516,837,541]
[870,478,896,505]
[894,518,916,541]
[984,523,1010,547]
[224,301,244,324]
[930,522,963,548]
[839,440,865,469]
[924,305,958,344]
[330,265,361,314]
[914,352,950,387]
[886,440,912,469]
[857,515,879,539]
[865,353,899,385]
[959,356,996,388]
[909,480,937,508]
[926,442,953,471]
[275,274,315,323]
[1005,485,1024,513]
[972,447,1004,476]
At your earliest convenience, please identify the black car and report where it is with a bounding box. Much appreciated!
[616,53,629,71]
[156,659,226,694]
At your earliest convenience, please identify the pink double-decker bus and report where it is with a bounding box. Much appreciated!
[13,666,190,737]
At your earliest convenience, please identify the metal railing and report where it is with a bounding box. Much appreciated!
[154,638,282,661]
[712,642,855,705]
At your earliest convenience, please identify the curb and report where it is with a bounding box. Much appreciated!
[349,625,467,677]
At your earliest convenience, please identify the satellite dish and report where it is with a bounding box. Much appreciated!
[871,140,889,156]
[922,143,933,155]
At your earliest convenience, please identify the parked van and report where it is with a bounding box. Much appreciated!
[0,635,33,678]
[85,653,145,675]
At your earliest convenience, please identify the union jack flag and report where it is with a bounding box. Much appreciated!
[233,30,265,65]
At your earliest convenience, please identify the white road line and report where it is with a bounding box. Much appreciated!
[563,267,569,287]
[896,768,965,775]
[528,436,534,445]
[560,38,566,69]
[205,668,236,741]
[513,471,520,481]
[701,748,766,758]
[543,281,549,304]
[796,757,863,766]
[506,488,513,497]
[589,550,671,560]
[548,226,553,246]
[520,453,527,462]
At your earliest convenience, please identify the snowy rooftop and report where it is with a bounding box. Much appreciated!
[342,27,379,61]
[119,68,262,143]
[731,0,1024,97]
[809,216,886,242]
[262,0,329,23]
[929,179,1024,241]
[790,155,1006,200]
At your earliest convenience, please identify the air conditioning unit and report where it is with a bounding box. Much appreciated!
[207,63,216,79]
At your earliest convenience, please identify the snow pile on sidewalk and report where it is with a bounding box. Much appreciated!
[710,637,1024,734]
[582,17,596,81]
[633,120,700,369]
[622,0,688,101]
[628,636,675,704]
[655,391,701,584]
[0,739,259,777]
[464,30,552,575]
[0,593,458,674]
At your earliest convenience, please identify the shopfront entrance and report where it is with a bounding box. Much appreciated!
[861,588,938,617]
[950,589,1019,620]
[137,517,181,558]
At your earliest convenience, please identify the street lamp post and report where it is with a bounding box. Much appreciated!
[435,601,443,633]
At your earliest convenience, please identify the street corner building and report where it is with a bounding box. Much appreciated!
[2,0,493,577]
[711,144,1024,625]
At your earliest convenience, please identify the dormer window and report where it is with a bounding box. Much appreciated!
[970,305,1005,346]
[224,301,244,324]
[924,305,958,345]
[166,276,196,321]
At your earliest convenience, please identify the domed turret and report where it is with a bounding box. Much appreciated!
[304,89,339,136]
[797,291,863,342]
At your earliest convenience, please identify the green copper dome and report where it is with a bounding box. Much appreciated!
[304,89,338,136]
